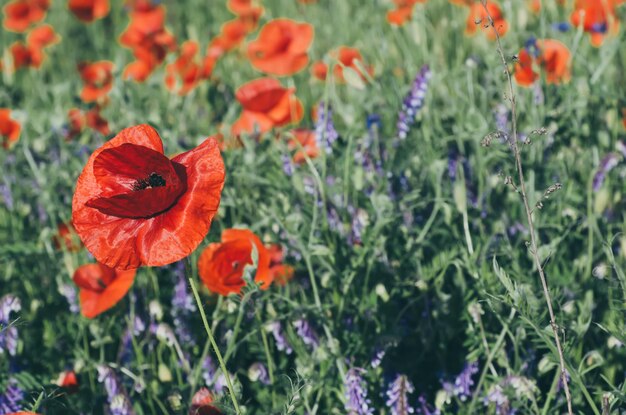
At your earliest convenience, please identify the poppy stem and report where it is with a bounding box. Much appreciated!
[187,270,242,414]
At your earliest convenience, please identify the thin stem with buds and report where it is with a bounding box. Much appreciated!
[479,1,573,413]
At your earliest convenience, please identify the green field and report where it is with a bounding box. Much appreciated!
[1,0,625,414]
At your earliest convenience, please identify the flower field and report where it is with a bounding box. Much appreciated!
[1,0,625,414]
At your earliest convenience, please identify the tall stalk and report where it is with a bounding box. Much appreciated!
[479,1,573,413]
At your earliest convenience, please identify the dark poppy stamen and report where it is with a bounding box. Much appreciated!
[133,172,166,191]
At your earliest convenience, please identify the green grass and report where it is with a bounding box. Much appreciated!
[1,0,625,414]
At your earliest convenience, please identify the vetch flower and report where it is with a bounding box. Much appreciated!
[452,362,479,401]
[266,321,292,354]
[0,379,24,413]
[0,294,21,356]
[247,18,313,76]
[198,228,271,296]
[386,374,415,415]
[97,365,134,415]
[344,367,373,415]
[248,362,270,385]
[72,124,225,270]
[396,65,431,140]
[592,153,620,191]
[72,262,137,318]
[314,101,339,154]
[293,318,319,349]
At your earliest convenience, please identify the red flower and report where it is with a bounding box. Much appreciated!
[198,228,272,296]
[72,124,225,270]
[227,0,263,29]
[27,24,61,48]
[286,128,319,164]
[267,243,294,286]
[73,262,137,318]
[2,0,49,32]
[386,0,427,26]
[232,78,304,136]
[189,388,223,415]
[247,18,314,76]
[165,40,203,96]
[465,1,508,40]
[65,106,110,139]
[55,370,79,393]
[0,109,21,149]
[514,39,571,87]
[53,221,83,251]
[78,61,114,103]
[571,0,621,47]
[314,47,373,83]
[310,60,328,80]
[120,4,176,82]
[68,0,110,23]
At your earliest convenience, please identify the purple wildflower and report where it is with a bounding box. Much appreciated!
[303,176,316,195]
[592,153,620,191]
[484,386,515,415]
[97,365,134,415]
[386,374,415,415]
[267,321,293,355]
[248,362,270,385]
[202,356,229,394]
[0,379,24,413]
[616,141,626,158]
[0,295,21,356]
[315,101,339,154]
[417,395,440,415]
[0,179,13,210]
[370,348,386,369]
[344,367,373,415]
[59,283,80,314]
[347,206,368,246]
[453,362,479,401]
[267,321,293,354]
[282,153,294,176]
[293,318,319,349]
[171,263,196,345]
[396,65,431,141]
[552,22,571,32]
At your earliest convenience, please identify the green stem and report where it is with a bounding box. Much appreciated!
[187,273,241,414]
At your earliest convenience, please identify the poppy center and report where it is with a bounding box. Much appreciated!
[132,172,166,191]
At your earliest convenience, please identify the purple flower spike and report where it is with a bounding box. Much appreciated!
[344,367,373,415]
[315,101,339,154]
[592,153,620,191]
[0,379,24,413]
[396,65,431,141]
[386,374,415,415]
[293,318,319,349]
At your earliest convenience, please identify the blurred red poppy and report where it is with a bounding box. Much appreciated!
[310,60,328,81]
[120,4,176,82]
[0,109,21,149]
[232,78,304,136]
[266,243,294,286]
[27,24,60,48]
[65,106,110,139]
[189,388,223,415]
[465,1,508,40]
[165,40,203,96]
[56,370,79,393]
[227,0,263,29]
[78,61,114,103]
[386,0,426,26]
[73,262,136,318]
[332,46,374,83]
[571,0,621,46]
[247,18,314,76]
[286,128,319,164]
[72,124,225,270]
[53,221,83,251]
[2,0,49,32]
[68,0,110,23]
[514,39,571,87]
[198,228,272,296]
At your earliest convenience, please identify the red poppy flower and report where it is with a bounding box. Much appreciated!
[0,109,21,149]
[198,228,272,296]
[72,124,225,270]
[53,221,83,251]
[465,1,508,40]
[27,24,61,48]
[10,41,43,70]
[386,0,426,26]
[165,40,203,96]
[78,61,115,103]
[227,0,263,29]
[448,0,471,6]
[86,105,111,136]
[286,128,319,164]
[331,46,374,83]
[571,0,621,47]
[56,370,79,393]
[73,262,137,318]
[310,60,328,81]
[189,388,223,415]
[232,78,304,136]
[66,108,86,140]
[120,4,176,82]
[266,243,294,286]
[2,0,49,32]
[514,39,571,87]
[247,18,314,76]
[65,106,110,139]
[68,0,110,22]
